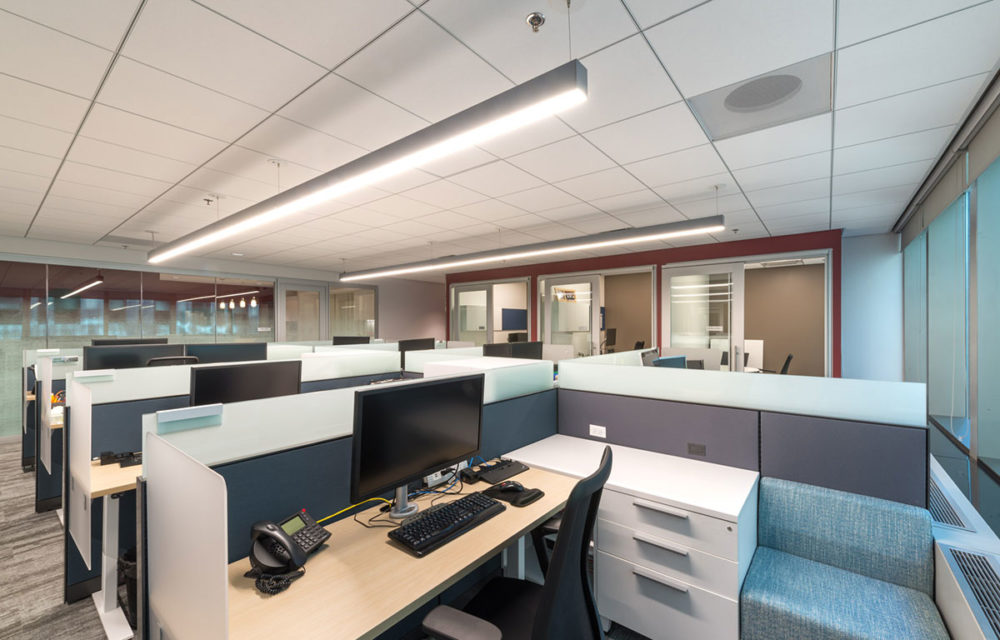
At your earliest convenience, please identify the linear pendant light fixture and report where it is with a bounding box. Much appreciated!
[339,216,726,282]
[60,273,104,299]
[147,60,589,265]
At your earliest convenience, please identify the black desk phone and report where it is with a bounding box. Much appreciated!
[246,509,330,594]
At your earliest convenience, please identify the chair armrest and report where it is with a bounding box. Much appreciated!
[423,605,502,640]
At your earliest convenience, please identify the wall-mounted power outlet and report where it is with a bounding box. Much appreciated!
[590,424,607,438]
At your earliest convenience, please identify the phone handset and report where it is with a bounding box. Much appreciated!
[246,521,308,594]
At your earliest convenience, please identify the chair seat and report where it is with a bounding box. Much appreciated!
[462,577,544,639]
[741,547,949,640]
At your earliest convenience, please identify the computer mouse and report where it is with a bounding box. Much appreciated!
[496,480,525,493]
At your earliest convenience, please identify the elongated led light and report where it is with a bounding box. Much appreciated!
[60,275,104,299]
[177,289,259,303]
[148,60,589,265]
[339,216,725,282]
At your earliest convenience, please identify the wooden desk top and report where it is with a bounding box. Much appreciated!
[90,461,141,498]
[25,393,35,402]
[227,467,578,640]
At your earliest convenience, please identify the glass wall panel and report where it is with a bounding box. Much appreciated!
[0,261,47,438]
[283,288,321,341]
[216,280,274,342]
[927,195,969,446]
[142,273,216,342]
[978,158,1000,474]
[903,232,928,383]
[330,286,376,337]
[46,265,142,347]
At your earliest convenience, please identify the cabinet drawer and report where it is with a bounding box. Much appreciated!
[596,551,737,640]
[597,519,738,600]
[598,489,738,560]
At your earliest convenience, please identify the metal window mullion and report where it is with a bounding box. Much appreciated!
[969,183,979,507]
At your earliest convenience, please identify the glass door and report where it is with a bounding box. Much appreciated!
[276,282,328,342]
[542,275,600,357]
[451,285,491,346]
[661,263,744,371]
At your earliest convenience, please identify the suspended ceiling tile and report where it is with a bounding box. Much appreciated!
[584,102,708,165]
[836,1,1000,108]
[237,115,365,172]
[196,0,413,70]
[98,57,270,141]
[455,198,532,221]
[833,126,953,175]
[622,0,708,29]
[364,194,440,218]
[733,151,831,192]
[833,74,987,147]
[448,161,544,198]
[589,189,667,215]
[336,11,510,122]
[535,201,602,221]
[0,74,89,132]
[561,35,681,132]
[653,172,739,204]
[47,179,150,209]
[832,184,918,210]
[644,0,834,97]
[0,186,44,207]
[330,207,397,229]
[624,144,728,189]
[507,136,615,183]
[746,177,830,209]
[672,193,750,217]
[0,147,60,178]
[0,115,73,159]
[833,160,930,196]
[78,104,228,165]
[498,185,579,213]
[0,11,112,98]
[754,196,830,220]
[0,0,140,49]
[497,213,551,229]
[615,205,687,228]
[43,193,136,218]
[204,146,319,191]
[518,222,579,241]
[66,137,197,184]
[416,210,482,229]
[58,161,175,198]
[403,179,489,209]
[182,166,278,203]
[419,147,497,179]
[714,113,832,170]
[475,116,577,159]
[836,0,984,48]
[556,167,646,202]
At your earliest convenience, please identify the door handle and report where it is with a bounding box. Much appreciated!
[633,532,689,556]
[633,566,689,593]
[633,498,689,519]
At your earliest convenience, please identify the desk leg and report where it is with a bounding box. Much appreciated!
[502,536,525,580]
[92,494,133,640]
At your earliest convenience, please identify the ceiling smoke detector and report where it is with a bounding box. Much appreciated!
[526,12,545,32]
[724,74,802,113]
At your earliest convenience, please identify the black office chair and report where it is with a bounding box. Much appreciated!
[423,447,613,640]
[686,359,704,370]
[761,354,793,375]
[633,340,645,350]
[145,355,199,367]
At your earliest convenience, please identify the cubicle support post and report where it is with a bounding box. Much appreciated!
[93,493,133,640]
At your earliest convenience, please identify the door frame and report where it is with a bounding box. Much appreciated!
[540,274,602,357]
[661,262,745,371]
[275,280,329,342]
[448,277,531,343]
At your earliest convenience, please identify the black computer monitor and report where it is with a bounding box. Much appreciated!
[184,342,266,364]
[189,360,302,406]
[351,374,485,519]
[91,338,169,346]
[333,336,371,345]
[640,349,659,367]
[506,332,528,343]
[398,337,436,370]
[604,328,617,348]
[83,344,185,370]
[510,341,543,360]
[483,343,512,358]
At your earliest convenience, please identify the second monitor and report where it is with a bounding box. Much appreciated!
[190,360,302,406]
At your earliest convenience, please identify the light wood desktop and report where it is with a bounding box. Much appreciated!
[227,467,579,640]
[90,460,141,498]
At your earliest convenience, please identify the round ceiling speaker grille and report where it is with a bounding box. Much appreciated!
[724,74,802,112]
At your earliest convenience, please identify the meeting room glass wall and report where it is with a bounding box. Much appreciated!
[330,286,376,338]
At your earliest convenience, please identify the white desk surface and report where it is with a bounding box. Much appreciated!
[507,435,759,522]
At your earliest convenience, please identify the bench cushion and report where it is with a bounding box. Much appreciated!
[741,547,949,640]
[759,477,934,594]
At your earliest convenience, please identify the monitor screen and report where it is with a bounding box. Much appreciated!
[604,328,617,348]
[351,374,484,503]
[653,356,686,369]
[483,343,512,358]
[333,336,371,345]
[91,338,169,346]
[506,332,528,343]
[184,342,266,364]
[190,360,302,406]
[510,341,542,360]
[83,344,185,370]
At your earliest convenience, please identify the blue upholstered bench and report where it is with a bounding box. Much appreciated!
[741,477,950,640]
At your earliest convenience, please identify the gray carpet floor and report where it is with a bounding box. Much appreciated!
[0,440,104,640]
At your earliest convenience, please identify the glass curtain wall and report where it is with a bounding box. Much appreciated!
[977,158,1000,527]
[330,287,376,338]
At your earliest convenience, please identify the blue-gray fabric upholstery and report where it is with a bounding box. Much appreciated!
[741,478,948,640]
[758,476,934,595]
[741,548,949,640]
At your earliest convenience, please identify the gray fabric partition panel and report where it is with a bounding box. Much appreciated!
[760,411,928,508]
[480,390,558,461]
[557,389,759,470]
[300,371,401,393]
[91,395,189,455]
[213,437,352,564]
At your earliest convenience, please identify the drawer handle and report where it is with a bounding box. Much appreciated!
[633,498,689,519]
[632,567,689,593]
[632,532,689,556]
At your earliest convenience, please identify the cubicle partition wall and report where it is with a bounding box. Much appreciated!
[142,362,555,639]
[22,348,82,471]
[34,354,81,512]
[401,347,483,374]
[557,359,929,507]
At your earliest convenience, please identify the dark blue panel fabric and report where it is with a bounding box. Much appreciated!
[481,390,557,461]
[91,396,189,456]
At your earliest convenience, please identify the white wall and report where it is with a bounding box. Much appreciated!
[492,281,527,341]
[377,278,447,340]
[841,233,903,381]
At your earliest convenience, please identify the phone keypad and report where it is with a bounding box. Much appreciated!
[284,510,330,554]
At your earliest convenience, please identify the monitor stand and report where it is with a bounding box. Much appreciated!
[389,485,418,519]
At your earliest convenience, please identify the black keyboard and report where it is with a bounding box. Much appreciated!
[478,459,529,485]
[389,493,505,557]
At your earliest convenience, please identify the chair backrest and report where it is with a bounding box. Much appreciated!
[633,340,645,350]
[779,353,793,374]
[532,447,612,640]
[146,355,199,367]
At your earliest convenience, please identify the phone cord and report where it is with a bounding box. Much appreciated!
[245,566,305,595]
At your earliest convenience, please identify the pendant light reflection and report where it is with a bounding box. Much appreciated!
[250,297,258,308]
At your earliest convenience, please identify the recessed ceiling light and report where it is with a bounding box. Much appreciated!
[231,252,244,257]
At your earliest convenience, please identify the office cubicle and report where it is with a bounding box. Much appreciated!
[34,353,82,513]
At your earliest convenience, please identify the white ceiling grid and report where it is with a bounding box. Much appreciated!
[0,0,996,277]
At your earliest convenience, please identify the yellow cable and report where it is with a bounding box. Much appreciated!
[316,497,391,524]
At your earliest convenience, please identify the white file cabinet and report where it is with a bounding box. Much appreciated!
[508,435,759,640]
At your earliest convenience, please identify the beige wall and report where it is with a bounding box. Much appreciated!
[604,272,652,350]
[377,278,446,341]
[745,264,825,376]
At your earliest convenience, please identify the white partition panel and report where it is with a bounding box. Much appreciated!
[558,361,927,427]
[571,350,645,366]
[37,357,53,472]
[23,347,83,368]
[325,342,399,352]
[146,433,228,640]
[67,378,94,568]
[85,366,192,405]
[143,386,357,466]
[266,344,314,359]
[447,341,476,348]
[542,344,575,363]
[300,350,400,380]
[404,347,483,373]
[424,358,554,404]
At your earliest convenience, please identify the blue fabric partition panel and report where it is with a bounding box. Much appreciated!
[300,371,401,393]
[91,395,190,455]
[760,411,928,508]
[557,389,759,470]
[480,390,557,461]
[213,438,352,564]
